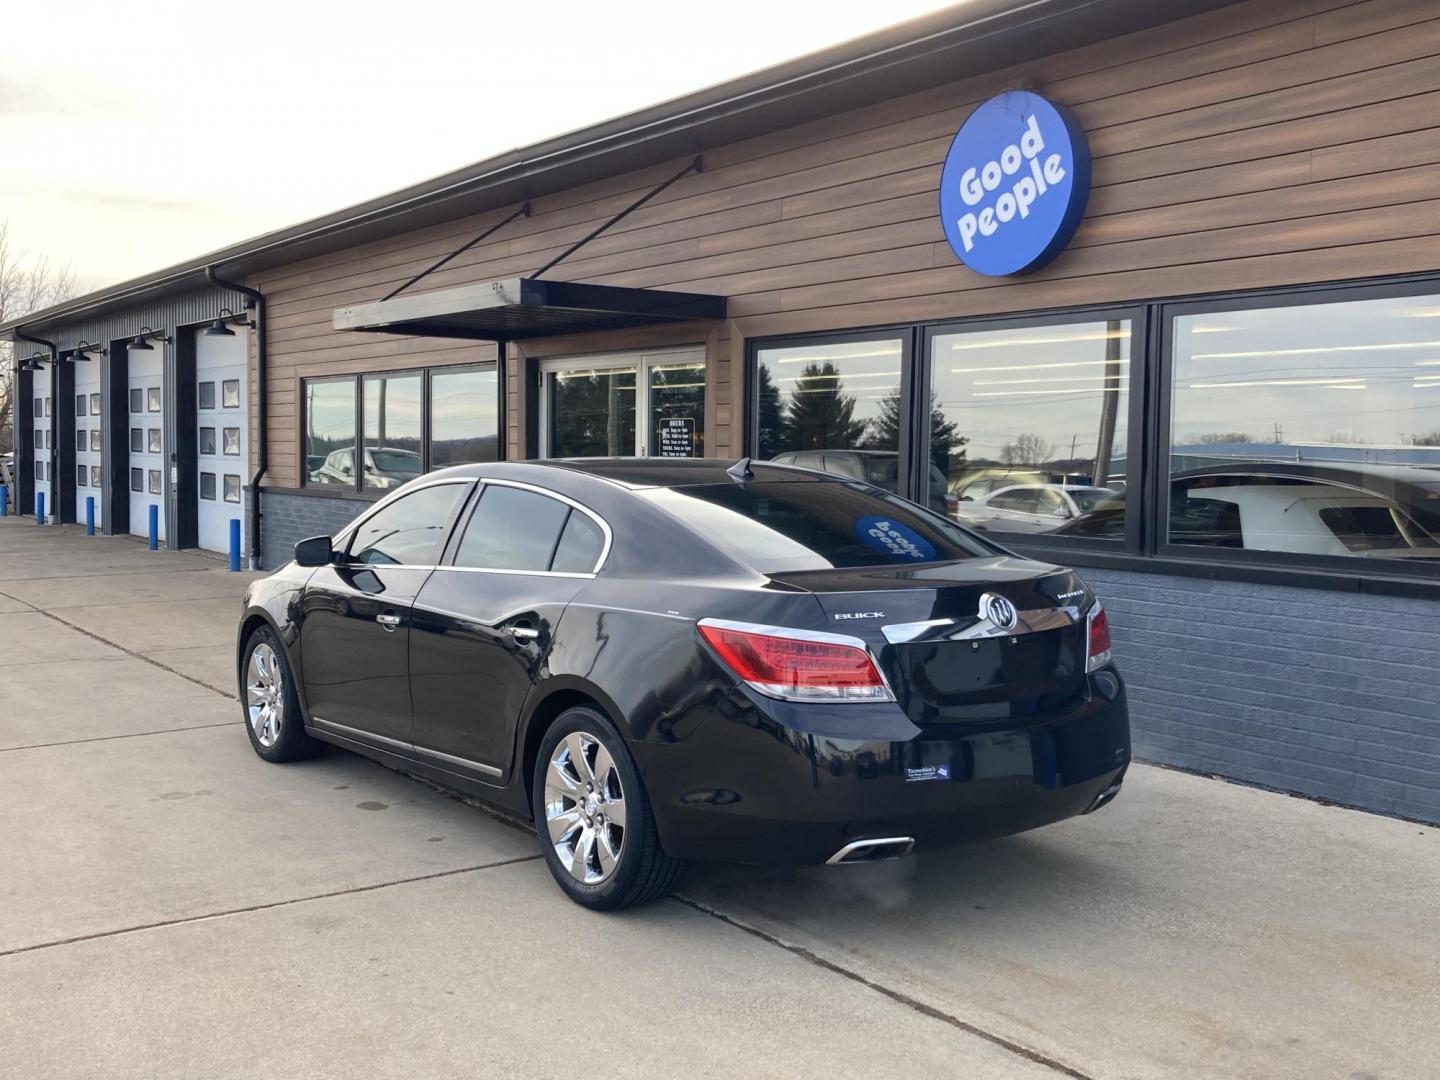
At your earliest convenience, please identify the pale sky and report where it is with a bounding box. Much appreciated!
[2,0,956,293]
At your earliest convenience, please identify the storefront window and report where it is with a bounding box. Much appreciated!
[548,367,637,457]
[362,373,422,491]
[930,319,1130,539]
[430,368,498,468]
[1169,294,1440,561]
[753,338,905,493]
[304,379,357,486]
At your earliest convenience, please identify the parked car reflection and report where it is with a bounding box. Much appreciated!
[955,483,1119,534]
[1053,463,1440,559]
[768,449,957,517]
[310,446,422,489]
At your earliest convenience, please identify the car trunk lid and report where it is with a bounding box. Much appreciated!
[768,558,1093,725]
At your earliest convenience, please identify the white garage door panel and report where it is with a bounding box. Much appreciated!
[195,330,247,556]
[74,362,103,525]
[128,350,165,542]
[31,375,52,521]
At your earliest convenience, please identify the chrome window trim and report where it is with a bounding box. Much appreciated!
[696,617,896,704]
[451,477,613,576]
[433,565,597,580]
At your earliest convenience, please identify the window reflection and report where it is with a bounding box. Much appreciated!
[304,379,357,486]
[754,339,942,506]
[548,367,636,457]
[430,368,498,468]
[930,320,1130,538]
[1169,294,1440,560]
[362,374,422,491]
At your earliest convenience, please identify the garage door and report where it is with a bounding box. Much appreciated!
[127,349,165,542]
[195,329,247,555]
[74,361,102,525]
[31,376,51,521]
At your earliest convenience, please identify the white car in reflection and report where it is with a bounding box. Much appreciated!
[957,484,1119,534]
[1177,483,1440,558]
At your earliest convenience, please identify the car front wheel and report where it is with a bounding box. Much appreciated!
[532,706,680,910]
[241,625,322,763]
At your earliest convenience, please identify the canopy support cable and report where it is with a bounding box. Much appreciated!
[531,155,702,279]
[381,202,532,302]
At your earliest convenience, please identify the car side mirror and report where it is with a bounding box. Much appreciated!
[294,535,334,567]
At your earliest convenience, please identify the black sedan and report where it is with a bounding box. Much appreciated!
[237,458,1129,909]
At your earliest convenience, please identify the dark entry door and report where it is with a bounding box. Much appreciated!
[299,480,471,746]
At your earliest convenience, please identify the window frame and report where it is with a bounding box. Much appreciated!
[919,305,1147,557]
[747,277,1440,597]
[301,361,500,495]
[439,478,613,578]
[746,326,918,504]
[1152,278,1440,585]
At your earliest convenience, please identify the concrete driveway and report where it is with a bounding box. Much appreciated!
[0,517,1435,1080]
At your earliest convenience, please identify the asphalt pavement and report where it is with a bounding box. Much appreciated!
[0,516,1435,1079]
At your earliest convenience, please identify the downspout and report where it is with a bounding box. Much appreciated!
[205,266,266,569]
[15,328,57,521]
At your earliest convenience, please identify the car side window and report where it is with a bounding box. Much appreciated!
[821,453,864,481]
[453,486,572,571]
[550,510,606,573]
[346,484,467,566]
[990,489,1036,512]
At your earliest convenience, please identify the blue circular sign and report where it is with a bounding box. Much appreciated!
[854,516,935,562]
[938,91,1091,277]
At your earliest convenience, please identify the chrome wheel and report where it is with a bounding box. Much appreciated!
[543,732,627,885]
[245,642,285,748]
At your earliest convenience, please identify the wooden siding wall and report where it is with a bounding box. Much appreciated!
[251,0,1440,486]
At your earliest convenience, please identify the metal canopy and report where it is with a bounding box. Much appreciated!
[332,278,726,341]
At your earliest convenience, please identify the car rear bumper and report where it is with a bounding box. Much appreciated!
[636,680,1131,866]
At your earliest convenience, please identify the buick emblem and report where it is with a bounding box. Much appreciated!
[978,592,1018,630]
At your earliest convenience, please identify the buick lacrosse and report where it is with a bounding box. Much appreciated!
[237,458,1129,909]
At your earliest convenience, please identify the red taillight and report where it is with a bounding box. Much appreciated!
[697,620,891,703]
[1086,604,1112,672]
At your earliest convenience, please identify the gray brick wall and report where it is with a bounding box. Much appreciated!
[1083,567,1439,824]
[259,490,366,570]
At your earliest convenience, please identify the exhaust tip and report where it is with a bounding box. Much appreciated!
[827,836,915,865]
[1085,779,1124,814]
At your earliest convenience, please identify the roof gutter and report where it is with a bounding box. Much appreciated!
[0,0,1121,334]
[206,266,266,569]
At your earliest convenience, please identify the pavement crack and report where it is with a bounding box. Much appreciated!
[5,599,235,701]
[670,892,1095,1080]
[0,855,542,959]
[0,722,235,753]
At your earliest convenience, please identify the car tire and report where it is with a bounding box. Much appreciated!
[240,625,322,763]
[532,705,681,911]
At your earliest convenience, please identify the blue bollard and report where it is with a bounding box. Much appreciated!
[148,504,159,550]
[36,490,45,525]
[228,518,241,572]
[86,496,95,535]
[0,482,8,516]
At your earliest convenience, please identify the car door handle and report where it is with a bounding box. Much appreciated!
[506,625,540,641]
[376,612,402,632]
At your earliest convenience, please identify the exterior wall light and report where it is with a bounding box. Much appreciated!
[205,308,239,337]
[128,326,170,351]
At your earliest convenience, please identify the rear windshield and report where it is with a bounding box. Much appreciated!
[642,480,994,572]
